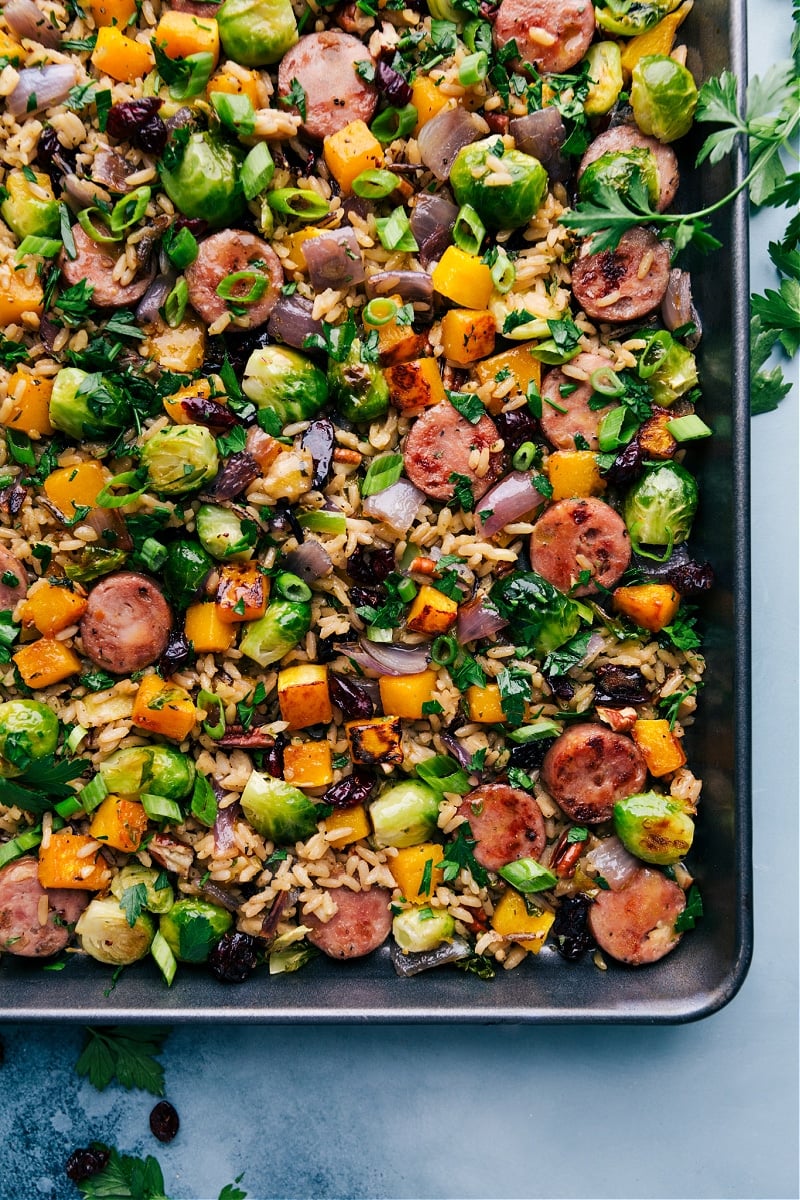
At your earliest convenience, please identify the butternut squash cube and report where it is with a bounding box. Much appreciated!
[154,11,220,65]
[13,639,81,687]
[390,842,445,900]
[132,676,196,742]
[90,794,148,853]
[346,716,403,765]
[379,669,438,720]
[86,0,136,25]
[0,268,43,325]
[411,77,450,132]
[364,299,429,368]
[21,582,88,636]
[491,889,554,953]
[385,357,446,414]
[612,583,680,633]
[323,120,383,194]
[185,603,236,653]
[4,371,54,437]
[216,563,269,623]
[632,718,687,777]
[43,461,110,516]
[638,412,678,457]
[432,246,494,310]
[207,66,262,108]
[0,30,23,64]
[620,3,693,75]
[285,226,325,270]
[324,803,371,848]
[163,378,213,425]
[474,342,542,396]
[283,741,334,788]
[278,664,333,731]
[547,450,606,500]
[440,309,496,365]
[406,584,458,635]
[466,684,506,724]
[141,313,206,372]
[91,25,154,82]
[38,830,112,891]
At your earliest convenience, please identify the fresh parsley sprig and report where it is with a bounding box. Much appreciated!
[75,1027,169,1097]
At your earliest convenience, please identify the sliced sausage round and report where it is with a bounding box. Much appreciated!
[170,0,220,13]
[540,352,614,452]
[59,224,155,309]
[278,32,378,140]
[530,497,631,595]
[493,0,595,74]
[589,867,686,965]
[578,127,680,213]
[457,783,546,872]
[541,722,647,823]
[571,227,671,324]
[403,405,504,503]
[80,571,172,675]
[305,882,392,959]
[0,856,88,958]
[0,546,28,610]
[185,231,283,330]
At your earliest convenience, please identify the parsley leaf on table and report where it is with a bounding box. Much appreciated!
[76,1147,170,1200]
[75,1027,169,1097]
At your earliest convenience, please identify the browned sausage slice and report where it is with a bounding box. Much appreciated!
[278,32,378,140]
[540,352,614,452]
[530,497,631,596]
[541,722,647,823]
[571,227,671,323]
[578,127,680,213]
[80,571,172,674]
[59,224,155,309]
[305,882,392,959]
[493,0,595,74]
[185,231,283,330]
[457,783,546,872]
[403,405,504,503]
[0,546,28,610]
[0,856,88,958]
[170,0,219,13]
[588,867,686,965]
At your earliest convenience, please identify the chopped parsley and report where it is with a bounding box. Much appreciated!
[75,1026,169,1096]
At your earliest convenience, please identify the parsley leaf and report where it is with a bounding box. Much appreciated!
[439,823,488,886]
[76,1027,169,1097]
[657,683,700,730]
[542,629,591,678]
[448,472,475,512]
[496,666,531,725]
[0,754,88,813]
[218,1181,248,1200]
[675,884,704,932]
[75,1146,170,1200]
[660,607,702,652]
[446,389,484,424]
[119,884,148,928]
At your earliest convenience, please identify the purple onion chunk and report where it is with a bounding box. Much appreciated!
[475,471,545,539]
[417,108,489,182]
[301,419,336,488]
[4,0,61,46]
[283,539,333,582]
[268,294,324,351]
[8,64,77,117]
[303,227,366,292]
[329,672,376,720]
[391,937,472,976]
[362,479,425,533]
[509,108,571,181]
[365,270,434,321]
[409,192,458,268]
[375,57,413,106]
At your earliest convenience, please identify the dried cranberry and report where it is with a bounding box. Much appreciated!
[350,585,383,611]
[375,58,412,106]
[546,675,575,701]
[323,767,376,809]
[208,931,260,983]
[160,630,193,673]
[179,396,238,430]
[174,215,208,237]
[36,125,77,186]
[0,482,26,516]
[347,545,395,583]
[551,895,595,961]
[329,672,375,720]
[272,499,304,543]
[106,98,163,143]
[136,114,168,156]
[663,559,714,596]
[602,438,645,487]
[65,1147,110,1183]
[149,1100,180,1143]
[316,632,354,663]
[301,419,336,489]
[263,731,287,778]
[493,407,539,454]
[508,738,556,773]
[594,663,650,706]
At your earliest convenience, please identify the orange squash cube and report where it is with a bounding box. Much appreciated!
[385,357,446,414]
[216,563,269,623]
[474,342,542,396]
[43,461,110,519]
[379,669,438,720]
[632,718,687,777]
[346,716,403,765]
[547,451,606,500]
[207,66,262,108]
[491,889,554,953]
[406,585,458,635]
[141,314,206,372]
[432,247,494,310]
[277,664,333,731]
[390,842,445,900]
[440,309,496,365]
[154,10,220,65]
[38,830,112,891]
[13,639,81,687]
[4,371,54,437]
[323,120,383,193]
[89,794,148,853]
[86,0,137,26]
[411,77,450,132]
[132,675,196,742]
[283,741,334,788]
[91,25,154,82]
[21,582,88,636]
[163,378,213,425]
[0,268,43,324]
[184,603,237,653]
[324,803,372,848]
[613,583,681,633]
[466,684,506,724]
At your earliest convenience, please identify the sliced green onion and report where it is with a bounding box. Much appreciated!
[431,633,457,666]
[590,365,625,397]
[65,723,89,753]
[274,570,312,603]
[453,203,486,255]
[665,414,713,441]
[637,330,673,378]
[416,754,470,796]
[190,772,218,827]
[396,576,418,602]
[297,509,347,534]
[77,206,122,244]
[458,51,488,85]
[198,689,226,740]
[363,297,399,327]
[366,624,393,642]
[375,206,418,253]
[141,793,183,823]
[167,50,214,102]
[463,18,492,53]
[216,270,268,305]
[95,469,148,509]
[508,718,562,743]
[352,168,399,199]
[267,188,330,221]
[151,929,177,986]
[241,141,275,201]
[498,857,557,893]
[54,796,84,819]
[109,186,151,234]
[597,404,640,453]
[165,225,198,270]
[15,235,61,261]
[361,452,404,496]
[489,245,516,293]
[210,89,255,135]
[512,440,537,471]
[162,276,188,328]
[138,537,167,572]
[78,773,108,815]
[370,103,418,144]
[0,828,43,869]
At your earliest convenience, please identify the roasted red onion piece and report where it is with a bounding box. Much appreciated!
[509,109,570,182]
[267,293,324,350]
[375,57,413,106]
[90,148,136,193]
[417,108,489,181]
[585,837,640,891]
[4,0,61,46]
[362,479,425,532]
[210,453,260,500]
[8,65,77,117]
[213,800,241,855]
[456,593,509,645]
[474,471,545,538]
[391,937,471,976]
[301,419,336,487]
[661,269,702,348]
[409,192,458,268]
[283,539,333,582]
[136,275,175,324]
[365,271,434,320]
[303,227,366,291]
[335,639,431,676]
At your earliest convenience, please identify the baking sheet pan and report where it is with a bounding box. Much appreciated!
[1,0,752,1023]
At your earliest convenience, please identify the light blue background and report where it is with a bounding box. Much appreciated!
[2,4,798,1197]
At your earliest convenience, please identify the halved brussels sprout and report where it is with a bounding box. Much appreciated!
[242,345,329,429]
[159,898,233,963]
[327,342,389,423]
[490,571,583,657]
[1,170,60,239]
[240,771,319,844]
[141,425,219,495]
[160,132,244,229]
[76,897,155,965]
[0,700,59,778]
[217,0,298,67]
[614,791,695,865]
[111,864,175,914]
[393,906,455,953]
[595,0,681,38]
[450,138,548,230]
[163,540,214,609]
[623,462,698,558]
[370,780,440,848]
[49,367,130,441]
[578,149,660,209]
[582,42,624,116]
[196,504,258,562]
[630,55,698,143]
[638,331,698,406]
[239,598,311,667]
[98,745,196,800]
